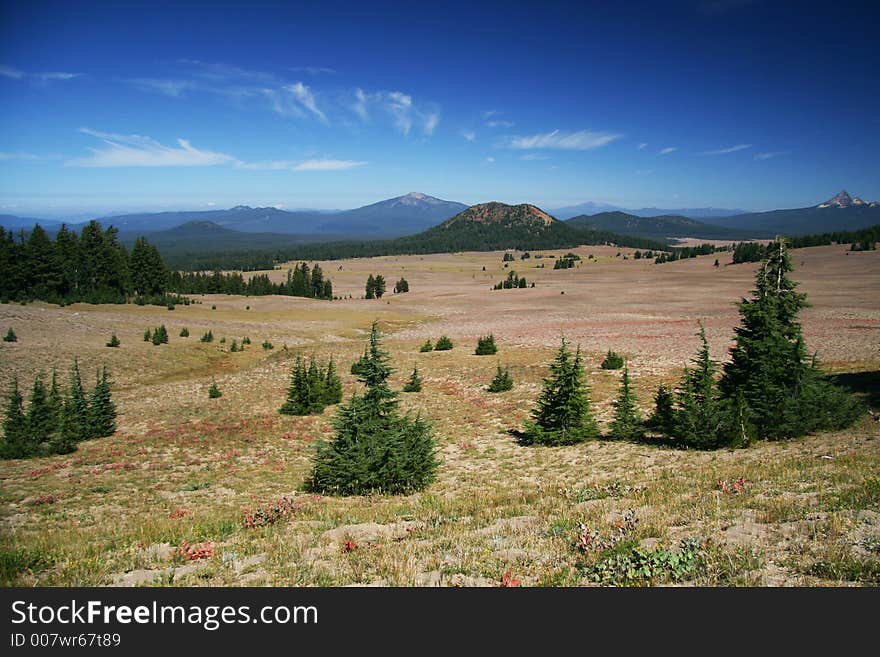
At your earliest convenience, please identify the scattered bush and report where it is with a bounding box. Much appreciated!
[179,327,189,337]
[435,335,453,351]
[487,365,513,392]
[200,330,213,343]
[208,382,222,399]
[419,340,434,352]
[3,328,17,342]
[475,334,498,355]
[403,367,422,393]
[600,350,624,370]
[106,334,120,348]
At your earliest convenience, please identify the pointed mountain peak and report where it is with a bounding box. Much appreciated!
[817,190,854,208]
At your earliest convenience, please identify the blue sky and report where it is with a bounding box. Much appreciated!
[1,0,878,217]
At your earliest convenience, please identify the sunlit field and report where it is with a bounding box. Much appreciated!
[1,244,878,586]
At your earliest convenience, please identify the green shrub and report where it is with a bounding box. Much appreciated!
[435,335,453,351]
[600,350,624,370]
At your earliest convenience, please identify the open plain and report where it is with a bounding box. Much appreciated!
[1,244,878,586]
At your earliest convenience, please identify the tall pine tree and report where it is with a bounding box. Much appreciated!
[608,366,645,440]
[520,339,598,445]
[672,325,726,449]
[89,366,117,438]
[1,377,29,459]
[61,360,90,443]
[306,322,437,495]
[719,238,863,439]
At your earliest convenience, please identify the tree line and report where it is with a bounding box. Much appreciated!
[168,261,332,299]
[2,361,116,459]
[0,221,335,304]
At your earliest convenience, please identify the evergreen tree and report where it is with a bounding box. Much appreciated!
[106,333,120,347]
[89,366,116,438]
[323,357,343,405]
[351,346,370,375]
[419,340,434,352]
[475,334,498,355]
[608,366,645,440]
[230,339,239,352]
[306,322,438,495]
[179,327,189,337]
[374,275,386,299]
[1,377,30,459]
[719,238,863,439]
[403,367,422,392]
[600,350,624,370]
[60,360,90,443]
[394,277,409,293]
[310,263,326,299]
[520,339,599,446]
[208,381,222,398]
[672,325,726,449]
[365,274,376,299]
[26,375,56,450]
[487,365,514,392]
[144,328,151,342]
[280,356,325,415]
[200,330,213,343]
[645,385,675,434]
[3,327,17,342]
[435,335,453,351]
[47,369,63,429]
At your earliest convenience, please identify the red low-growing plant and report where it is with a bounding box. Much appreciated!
[717,476,750,494]
[29,494,58,506]
[178,540,213,561]
[168,508,191,519]
[342,539,358,553]
[500,570,521,587]
[243,496,297,528]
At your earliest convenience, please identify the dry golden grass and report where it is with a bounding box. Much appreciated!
[1,244,878,586]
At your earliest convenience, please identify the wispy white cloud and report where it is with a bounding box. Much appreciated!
[351,89,439,136]
[519,153,548,161]
[506,129,622,150]
[292,159,366,171]
[289,66,336,76]
[128,78,195,97]
[754,151,787,160]
[462,130,476,142]
[637,142,647,150]
[0,151,57,161]
[701,143,751,155]
[286,82,327,123]
[68,128,235,167]
[483,109,499,119]
[659,147,677,155]
[1,65,81,82]
[352,88,369,121]
[487,119,514,128]
[69,128,364,172]
[484,156,496,164]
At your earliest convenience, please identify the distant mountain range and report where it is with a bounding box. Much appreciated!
[565,211,772,241]
[2,191,879,253]
[0,192,468,238]
[550,202,747,220]
[698,191,880,235]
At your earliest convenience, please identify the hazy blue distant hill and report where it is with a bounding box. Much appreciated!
[566,211,770,240]
[700,191,880,235]
[0,214,62,231]
[551,203,745,220]
[80,192,464,238]
[315,192,468,235]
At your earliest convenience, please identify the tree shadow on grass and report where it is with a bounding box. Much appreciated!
[827,370,880,411]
